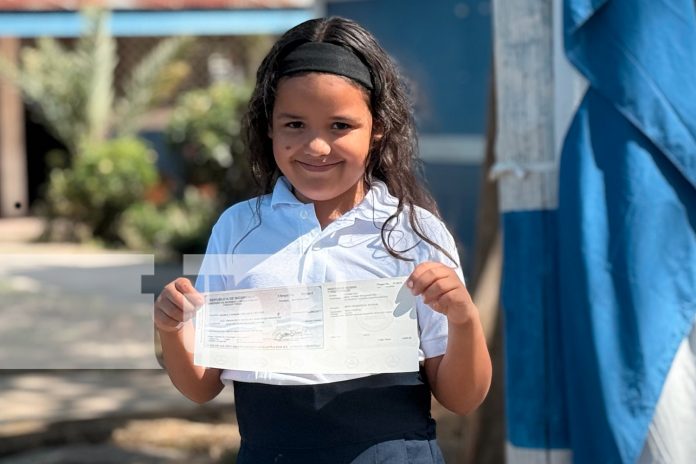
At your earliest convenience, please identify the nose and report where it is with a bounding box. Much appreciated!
[305,133,331,157]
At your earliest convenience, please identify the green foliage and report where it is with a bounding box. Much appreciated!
[115,82,257,255]
[119,187,217,257]
[166,82,255,208]
[115,81,256,255]
[0,9,115,153]
[0,8,192,153]
[0,8,195,245]
[0,8,264,255]
[113,38,194,136]
[0,34,102,155]
[84,8,115,146]
[45,137,158,243]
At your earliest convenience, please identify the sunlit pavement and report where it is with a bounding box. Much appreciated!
[0,217,235,459]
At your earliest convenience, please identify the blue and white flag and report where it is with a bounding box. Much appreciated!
[493,0,696,463]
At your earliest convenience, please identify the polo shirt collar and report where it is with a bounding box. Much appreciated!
[270,176,304,208]
[269,176,399,222]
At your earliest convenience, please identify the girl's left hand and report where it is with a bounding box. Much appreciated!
[407,261,476,326]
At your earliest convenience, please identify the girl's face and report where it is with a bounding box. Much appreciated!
[269,72,374,207]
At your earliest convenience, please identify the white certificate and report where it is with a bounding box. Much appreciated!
[193,277,419,374]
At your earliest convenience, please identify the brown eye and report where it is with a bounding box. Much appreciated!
[286,121,303,129]
[332,122,351,130]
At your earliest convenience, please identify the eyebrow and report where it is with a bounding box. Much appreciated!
[275,113,304,120]
[332,115,362,123]
[275,113,363,124]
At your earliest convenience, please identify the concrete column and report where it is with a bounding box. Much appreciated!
[0,36,28,218]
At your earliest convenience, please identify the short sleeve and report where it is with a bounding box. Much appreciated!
[415,218,464,359]
[194,223,229,294]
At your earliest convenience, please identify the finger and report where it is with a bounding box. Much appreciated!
[162,286,189,313]
[427,290,455,316]
[174,278,205,309]
[154,304,184,332]
[407,262,442,293]
[421,278,461,307]
[156,293,185,323]
[408,263,451,296]
[163,282,199,314]
[409,261,441,278]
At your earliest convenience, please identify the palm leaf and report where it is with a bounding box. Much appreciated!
[0,37,88,154]
[113,36,193,136]
[81,8,116,146]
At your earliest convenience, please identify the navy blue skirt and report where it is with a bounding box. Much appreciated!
[232,370,446,463]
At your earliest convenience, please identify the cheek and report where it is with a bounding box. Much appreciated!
[334,137,371,162]
[272,133,299,152]
[272,137,295,157]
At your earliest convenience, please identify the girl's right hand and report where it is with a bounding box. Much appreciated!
[154,277,205,333]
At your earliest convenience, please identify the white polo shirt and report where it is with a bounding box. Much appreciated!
[195,176,463,385]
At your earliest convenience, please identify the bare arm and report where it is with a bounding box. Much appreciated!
[155,278,225,404]
[409,263,492,416]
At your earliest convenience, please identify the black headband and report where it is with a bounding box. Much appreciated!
[277,42,374,90]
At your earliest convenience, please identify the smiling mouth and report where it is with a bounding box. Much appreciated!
[297,161,340,172]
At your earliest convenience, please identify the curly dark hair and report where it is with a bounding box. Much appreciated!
[241,16,454,262]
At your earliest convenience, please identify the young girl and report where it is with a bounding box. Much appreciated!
[154,16,491,463]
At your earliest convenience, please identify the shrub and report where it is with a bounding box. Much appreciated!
[166,82,255,210]
[119,186,217,257]
[44,137,158,243]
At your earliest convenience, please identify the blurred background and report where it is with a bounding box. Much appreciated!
[0,1,502,463]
